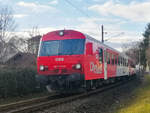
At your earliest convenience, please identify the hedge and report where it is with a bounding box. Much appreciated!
[0,68,45,98]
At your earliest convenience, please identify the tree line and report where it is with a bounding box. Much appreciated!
[141,23,150,68]
[0,6,44,98]
[0,6,40,64]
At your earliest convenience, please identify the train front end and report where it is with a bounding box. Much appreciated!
[37,30,86,93]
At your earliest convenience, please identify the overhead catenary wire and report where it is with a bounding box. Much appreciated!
[63,0,90,18]
[63,0,100,29]
[64,0,104,42]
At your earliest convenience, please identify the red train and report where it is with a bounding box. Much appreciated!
[37,30,136,93]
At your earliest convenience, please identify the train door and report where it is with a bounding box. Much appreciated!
[104,49,107,80]
[98,48,104,75]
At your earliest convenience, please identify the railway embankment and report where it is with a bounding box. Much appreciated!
[0,74,147,113]
[36,75,143,113]
[115,73,150,113]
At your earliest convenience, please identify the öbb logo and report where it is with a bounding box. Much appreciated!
[55,58,64,61]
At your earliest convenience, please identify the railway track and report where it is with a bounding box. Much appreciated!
[0,80,132,113]
[0,93,57,113]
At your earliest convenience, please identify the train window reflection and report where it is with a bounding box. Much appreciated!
[39,39,85,56]
[99,48,103,63]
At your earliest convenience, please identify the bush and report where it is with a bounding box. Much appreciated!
[0,67,45,98]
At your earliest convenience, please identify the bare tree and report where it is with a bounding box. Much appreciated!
[28,26,40,38]
[0,6,17,63]
[8,35,28,52]
[0,7,16,42]
[122,42,140,64]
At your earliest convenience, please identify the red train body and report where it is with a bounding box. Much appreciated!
[37,30,135,93]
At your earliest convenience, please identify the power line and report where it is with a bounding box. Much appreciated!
[63,0,100,28]
[63,0,90,18]
[63,0,103,41]
[63,0,128,43]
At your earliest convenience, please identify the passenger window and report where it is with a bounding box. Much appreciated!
[112,55,114,65]
[107,53,110,64]
[99,48,103,63]
[120,57,122,66]
[115,55,117,65]
[126,59,128,67]
[118,56,120,65]
[124,58,125,66]
[125,59,126,66]
[119,57,121,66]
[104,50,107,63]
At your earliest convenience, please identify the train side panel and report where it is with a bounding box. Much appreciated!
[83,38,104,80]
[106,48,118,78]
[83,36,119,80]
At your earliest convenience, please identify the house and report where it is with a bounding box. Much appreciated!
[0,43,18,63]
[5,52,36,68]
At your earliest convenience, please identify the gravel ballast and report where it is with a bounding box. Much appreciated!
[36,76,142,113]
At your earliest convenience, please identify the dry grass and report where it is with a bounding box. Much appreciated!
[117,74,150,113]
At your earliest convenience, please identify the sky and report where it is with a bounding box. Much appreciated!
[0,0,149,51]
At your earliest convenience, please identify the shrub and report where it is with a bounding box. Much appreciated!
[0,67,45,98]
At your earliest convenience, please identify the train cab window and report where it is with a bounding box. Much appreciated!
[112,54,114,65]
[107,52,110,64]
[98,48,103,63]
[39,39,85,56]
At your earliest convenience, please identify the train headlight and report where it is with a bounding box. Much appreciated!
[75,64,81,69]
[40,65,44,71]
[59,31,64,36]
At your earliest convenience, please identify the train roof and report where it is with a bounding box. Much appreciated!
[43,29,129,58]
[84,34,130,59]
[42,30,85,41]
[84,34,120,53]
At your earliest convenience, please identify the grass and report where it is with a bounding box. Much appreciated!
[116,74,150,113]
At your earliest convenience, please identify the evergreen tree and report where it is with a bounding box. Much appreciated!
[141,23,150,67]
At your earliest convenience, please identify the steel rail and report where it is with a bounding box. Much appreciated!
[0,93,56,113]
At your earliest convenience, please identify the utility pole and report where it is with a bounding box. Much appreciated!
[101,25,104,43]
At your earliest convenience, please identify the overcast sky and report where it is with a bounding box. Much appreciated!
[1,0,149,51]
